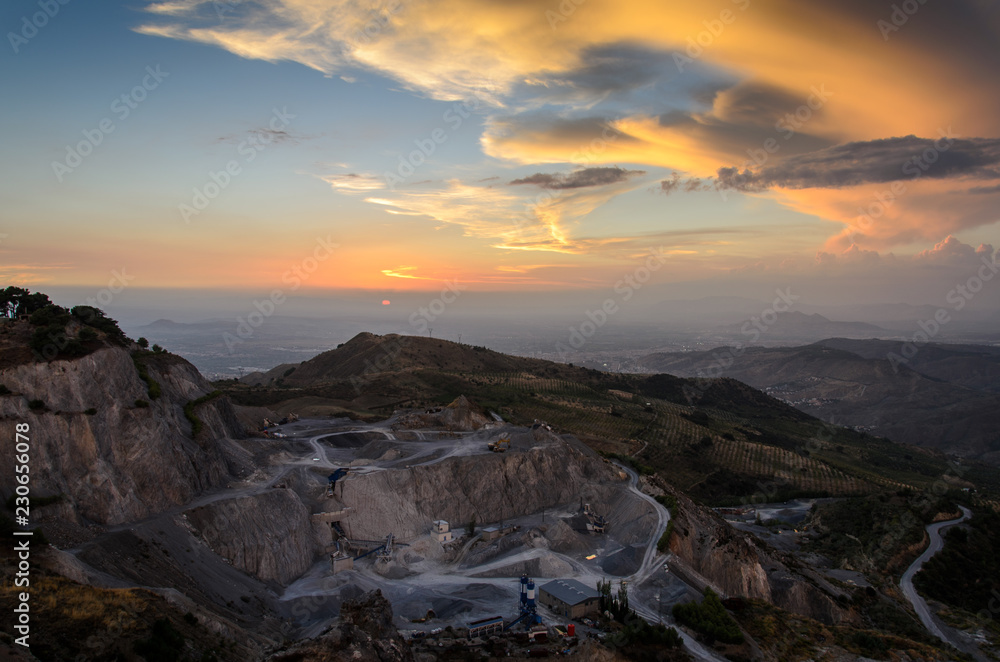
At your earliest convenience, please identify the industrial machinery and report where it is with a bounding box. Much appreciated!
[582,502,607,534]
[487,436,511,453]
[503,575,542,631]
[327,468,353,496]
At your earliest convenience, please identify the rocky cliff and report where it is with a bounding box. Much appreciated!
[669,492,850,625]
[0,345,251,526]
[185,489,321,586]
[335,439,622,541]
[267,590,414,662]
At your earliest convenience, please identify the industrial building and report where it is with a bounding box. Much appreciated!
[466,616,503,639]
[433,520,454,544]
[538,579,600,619]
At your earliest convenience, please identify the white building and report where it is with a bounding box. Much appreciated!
[433,520,454,544]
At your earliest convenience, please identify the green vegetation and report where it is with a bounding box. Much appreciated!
[133,356,163,400]
[217,336,1000,505]
[915,509,1000,621]
[0,286,52,318]
[184,391,222,437]
[465,516,477,537]
[804,491,963,578]
[28,399,45,411]
[85,407,97,415]
[655,494,678,552]
[133,618,186,662]
[135,399,150,408]
[604,617,684,657]
[600,451,654,475]
[672,588,744,645]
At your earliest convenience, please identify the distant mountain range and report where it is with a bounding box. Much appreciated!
[713,311,886,340]
[643,338,1000,462]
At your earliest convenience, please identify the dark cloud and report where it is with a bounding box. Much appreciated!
[711,82,808,129]
[510,167,645,189]
[217,127,302,146]
[658,172,709,195]
[713,135,1000,192]
[519,43,680,100]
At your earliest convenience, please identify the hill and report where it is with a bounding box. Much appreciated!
[715,311,885,340]
[220,332,1000,505]
[643,341,1000,462]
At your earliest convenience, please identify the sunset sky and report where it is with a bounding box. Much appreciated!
[3,0,1000,303]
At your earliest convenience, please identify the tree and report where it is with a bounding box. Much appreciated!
[0,286,29,318]
[152,344,163,353]
[465,515,477,537]
[137,337,149,349]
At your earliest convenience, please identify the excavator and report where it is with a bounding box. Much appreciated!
[487,436,511,453]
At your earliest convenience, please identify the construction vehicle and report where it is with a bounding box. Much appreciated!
[488,436,511,453]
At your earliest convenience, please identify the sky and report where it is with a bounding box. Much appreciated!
[2,0,1000,312]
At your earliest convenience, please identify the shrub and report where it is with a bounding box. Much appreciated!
[137,337,149,349]
[132,358,162,400]
[672,588,744,645]
[27,399,45,411]
[134,619,186,662]
[0,384,10,395]
[135,399,149,408]
[84,407,97,415]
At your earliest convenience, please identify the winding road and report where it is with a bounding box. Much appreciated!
[900,505,972,647]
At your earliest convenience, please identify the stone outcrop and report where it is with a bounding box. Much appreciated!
[669,491,850,625]
[268,590,414,662]
[0,346,250,525]
[394,395,491,431]
[185,489,320,585]
[336,441,621,540]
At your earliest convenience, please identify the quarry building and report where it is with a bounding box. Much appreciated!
[538,579,600,619]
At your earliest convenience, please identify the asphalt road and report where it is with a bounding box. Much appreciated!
[899,505,972,646]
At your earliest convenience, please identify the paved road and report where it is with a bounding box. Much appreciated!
[900,505,972,646]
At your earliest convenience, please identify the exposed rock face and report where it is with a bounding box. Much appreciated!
[185,489,320,586]
[336,442,621,540]
[0,346,249,525]
[268,590,414,662]
[669,492,849,625]
[394,395,490,431]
